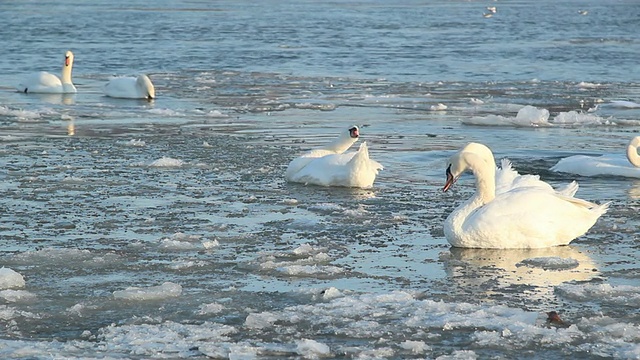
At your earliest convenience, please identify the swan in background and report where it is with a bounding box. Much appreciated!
[103,74,155,100]
[285,126,383,188]
[17,51,76,94]
[551,136,640,178]
[442,142,608,249]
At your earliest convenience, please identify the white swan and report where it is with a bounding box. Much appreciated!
[103,74,155,100]
[17,51,76,94]
[550,136,640,178]
[442,142,608,249]
[285,126,383,188]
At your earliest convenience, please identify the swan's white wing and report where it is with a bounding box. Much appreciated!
[496,157,571,194]
[288,152,355,185]
[551,154,640,178]
[17,72,63,93]
[462,188,607,249]
[287,147,381,188]
[104,77,141,99]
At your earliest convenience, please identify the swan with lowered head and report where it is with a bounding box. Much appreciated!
[285,126,383,188]
[103,74,155,100]
[550,136,640,178]
[17,51,76,94]
[443,142,608,249]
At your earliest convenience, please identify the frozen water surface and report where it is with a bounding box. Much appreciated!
[0,0,640,358]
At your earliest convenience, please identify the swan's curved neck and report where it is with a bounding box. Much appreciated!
[323,136,357,154]
[470,156,497,204]
[61,60,73,84]
[626,137,640,168]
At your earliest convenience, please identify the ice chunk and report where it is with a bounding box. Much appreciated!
[296,338,331,358]
[149,157,184,167]
[0,268,25,289]
[113,282,182,301]
[0,290,36,302]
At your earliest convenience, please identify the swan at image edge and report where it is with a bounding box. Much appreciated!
[17,51,76,94]
[103,74,155,100]
[443,142,608,249]
[285,126,383,188]
[550,136,640,178]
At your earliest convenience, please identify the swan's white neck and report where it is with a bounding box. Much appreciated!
[626,136,640,168]
[61,58,73,85]
[469,155,497,205]
[322,135,358,154]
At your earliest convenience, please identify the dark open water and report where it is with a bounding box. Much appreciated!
[0,0,639,359]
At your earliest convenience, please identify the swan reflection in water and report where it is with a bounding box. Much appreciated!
[26,93,76,105]
[441,246,599,304]
[67,120,75,136]
[626,180,640,199]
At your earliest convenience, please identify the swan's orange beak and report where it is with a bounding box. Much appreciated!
[65,56,71,66]
[443,164,456,192]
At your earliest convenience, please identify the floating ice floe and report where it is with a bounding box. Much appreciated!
[0,290,35,302]
[281,198,299,205]
[113,282,182,301]
[258,243,342,277]
[124,139,146,147]
[149,156,184,167]
[429,103,448,111]
[296,339,331,358]
[577,81,604,89]
[293,103,336,111]
[516,256,580,270]
[608,100,640,109]
[399,340,431,354]
[0,268,25,289]
[198,302,226,315]
[146,108,182,116]
[0,105,43,121]
[556,283,640,306]
[11,248,120,268]
[158,232,219,251]
[464,105,612,127]
[553,110,610,125]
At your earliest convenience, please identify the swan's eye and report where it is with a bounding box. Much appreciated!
[446,164,452,177]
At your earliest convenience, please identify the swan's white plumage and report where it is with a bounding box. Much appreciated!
[103,74,155,99]
[551,136,640,178]
[496,158,579,196]
[17,51,76,94]
[285,126,383,188]
[463,142,578,196]
[443,142,608,249]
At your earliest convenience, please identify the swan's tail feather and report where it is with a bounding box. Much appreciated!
[499,158,513,171]
[557,180,579,197]
[357,141,369,158]
[591,201,610,217]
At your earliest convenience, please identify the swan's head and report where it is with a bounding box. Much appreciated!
[65,51,74,67]
[347,126,359,139]
[137,75,156,100]
[443,142,494,192]
[443,158,463,192]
